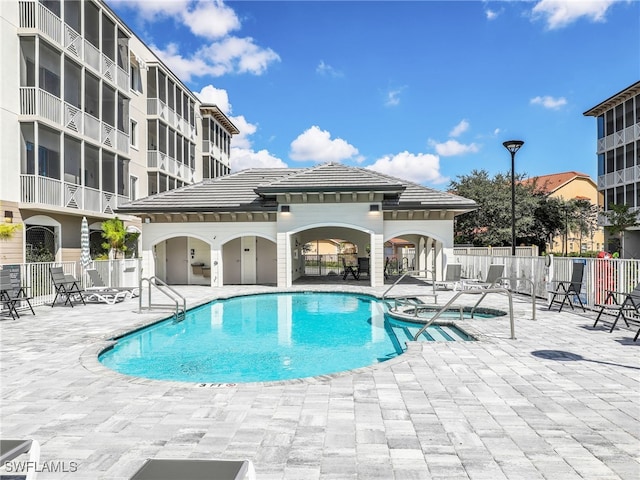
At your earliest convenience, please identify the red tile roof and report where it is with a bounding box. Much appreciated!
[522,171,593,194]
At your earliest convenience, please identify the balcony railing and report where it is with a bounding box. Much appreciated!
[20,174,130,215]
[19,0,130,93]
[148,150,192,181]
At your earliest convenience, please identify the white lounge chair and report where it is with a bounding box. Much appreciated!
[434,264,462,291]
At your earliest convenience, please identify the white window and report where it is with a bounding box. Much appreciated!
[130,120,137,148]
[130,63,142,92]
[129,176,138,201]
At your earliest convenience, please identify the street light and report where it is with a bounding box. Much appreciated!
[503,140,524,257]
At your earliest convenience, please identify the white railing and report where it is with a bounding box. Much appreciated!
[84,112,100,141]
[38,89,62,123]
[84,40,101,73]
[102,192,116,214]
[102,123,115,148]
[85,186,101,212]
[20,174,36,203]
[453,254,640,310]
[0,259,142,309]
[147,98,168,121]
[18,0,36,28]
[116,65,129,91]
[116,194,130,207]
[64,182,82,209]
[454,246,538,257]
[38,176,62,206]
[64,24,82,59]
[37,1,62,44]
[102,54,115,83]
[64,103,82,134]
[19,87,36,115]
[116,130,129,154]
[147,151,159,168]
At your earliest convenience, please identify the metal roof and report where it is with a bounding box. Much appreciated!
[116,163,477,214]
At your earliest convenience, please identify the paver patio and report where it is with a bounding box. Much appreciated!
[1,283,639,479]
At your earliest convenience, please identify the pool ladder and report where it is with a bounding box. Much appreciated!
[138,276,186,322]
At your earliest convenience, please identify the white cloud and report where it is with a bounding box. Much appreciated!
[385,87,405,107]
[200,37,281,76]
[316,60,343,78]
[366,151,448,185]
[531,0,618,30]
[150,43,213,82]
[493,128,501,136]
[289,126,360,163]
[485,8,500,20]
[181,1,241,39]
[195,85,231,113]
[429,139,480,157]
[108,0,190,21]
[116,1,280,79]
[449,119,470,138]
[530,95,568,110]
[230,147,288,172]
[229,115,257,150]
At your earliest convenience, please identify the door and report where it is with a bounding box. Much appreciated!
[166,237,188,284]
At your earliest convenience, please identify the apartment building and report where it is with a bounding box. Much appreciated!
[0,0,238,264]
[584,81,640,258]
[523,171,604,254]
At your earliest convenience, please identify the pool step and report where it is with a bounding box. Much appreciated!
[389,323,471,342]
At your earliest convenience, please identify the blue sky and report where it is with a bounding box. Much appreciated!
[108,0,639,188]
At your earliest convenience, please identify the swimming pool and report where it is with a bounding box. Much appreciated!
[99,292,472,383]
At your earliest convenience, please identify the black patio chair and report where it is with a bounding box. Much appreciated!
[593,281,640,341]
[50,266,86,307]
[341,257,359,280]
[547,262,585,312]
[357,257,370,278]
[0,269,35,319]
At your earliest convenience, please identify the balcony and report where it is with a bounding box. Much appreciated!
[18,0,129,92]
[19,87,129,155]
[147,150,191,181]
[20,174,129,215]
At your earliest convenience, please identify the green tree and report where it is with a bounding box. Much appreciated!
[450,169,551,251]
[101,217,128,259]
[604,203,639,256]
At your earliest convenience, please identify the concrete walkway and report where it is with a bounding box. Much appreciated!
[1,284,638,479]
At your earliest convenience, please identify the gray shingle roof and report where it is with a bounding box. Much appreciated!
[116,163,476,214]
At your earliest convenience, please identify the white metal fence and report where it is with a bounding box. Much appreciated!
[0,259,141,310]
[452,254,640,310]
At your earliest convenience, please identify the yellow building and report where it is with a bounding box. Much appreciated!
[525,171,604,254]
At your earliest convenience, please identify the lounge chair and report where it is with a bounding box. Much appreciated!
[593,282,640,341]
[357,257,370,278]
[463,264,505,289]
[86,268,139,299]
[129,458,255,480]
[1,438,40,480]
[0,269,35,319]
[434,263,462,291]
[547,261,585,312]
[50,266,86,307]
[342,257,359,280]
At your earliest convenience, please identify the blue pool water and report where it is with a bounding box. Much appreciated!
[99,292,471,383]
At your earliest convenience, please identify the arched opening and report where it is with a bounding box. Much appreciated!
[23,215,60,263]
[292,225,373,285]
[152,235,212,285]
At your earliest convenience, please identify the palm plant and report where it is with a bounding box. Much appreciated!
[101,217,127,259]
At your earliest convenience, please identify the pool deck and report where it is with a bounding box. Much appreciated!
[1,283,639,479]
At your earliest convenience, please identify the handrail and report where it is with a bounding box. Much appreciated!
[138,276,186,321]
[413,287,515,340]
[469,276,537,321]
[382,269,436,301]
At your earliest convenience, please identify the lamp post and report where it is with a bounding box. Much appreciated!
[503,140,524,257]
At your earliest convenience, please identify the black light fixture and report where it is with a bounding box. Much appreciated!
[369,204,380,212]
[280,205,290,213]
[502,140,524,257]
[4,211,13,223]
